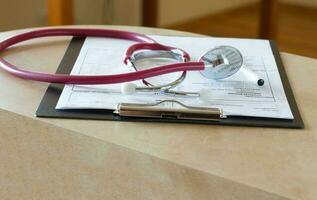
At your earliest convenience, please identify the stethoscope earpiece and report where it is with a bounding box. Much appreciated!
[198,88,212,102]
[121,82,137,95]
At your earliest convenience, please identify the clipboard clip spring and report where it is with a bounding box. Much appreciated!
[114,100,225,121]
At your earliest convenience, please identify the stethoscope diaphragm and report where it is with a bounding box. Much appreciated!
[199,46,243,80]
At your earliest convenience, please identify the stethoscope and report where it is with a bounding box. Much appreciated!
[0,28,264,100]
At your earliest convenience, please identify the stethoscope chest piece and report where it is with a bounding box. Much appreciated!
[199,46,243,80]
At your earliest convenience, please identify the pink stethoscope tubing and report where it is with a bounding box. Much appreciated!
[0,28,205,85]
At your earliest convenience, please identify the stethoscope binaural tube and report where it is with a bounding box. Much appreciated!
[122,42,190,95]
[0,28,205,84]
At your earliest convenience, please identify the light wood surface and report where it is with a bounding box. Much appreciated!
[0,26,316,199]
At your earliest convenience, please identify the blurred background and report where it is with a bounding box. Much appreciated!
[0,0,316,58]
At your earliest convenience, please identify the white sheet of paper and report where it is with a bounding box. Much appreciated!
[56,35,293,119]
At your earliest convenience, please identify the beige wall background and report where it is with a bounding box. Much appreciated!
[74,0,141,25]
[158,0,257,26]
[0,0,316,31]
[0,0,46,31]
[159,0,317,26]
[0,0,141,31]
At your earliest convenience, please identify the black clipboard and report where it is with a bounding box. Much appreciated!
[36,37,304,129]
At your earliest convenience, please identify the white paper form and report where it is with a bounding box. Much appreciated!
[56,35,293,119]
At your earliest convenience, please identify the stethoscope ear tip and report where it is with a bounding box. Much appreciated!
[199,89,212,102]
[121,82,137,95]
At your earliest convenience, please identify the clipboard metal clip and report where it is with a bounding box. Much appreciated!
[114,100,226,121]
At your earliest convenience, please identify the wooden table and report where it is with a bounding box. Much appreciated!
[0,26,316,200]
